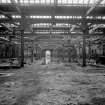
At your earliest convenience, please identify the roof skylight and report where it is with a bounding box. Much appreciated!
[30,15,51,19]
[0,0,11,3]
[1,0,105,6]
[12,15,21,19]
[0,15,6,19]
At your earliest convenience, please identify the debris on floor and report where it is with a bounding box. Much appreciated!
[0,63,105,105]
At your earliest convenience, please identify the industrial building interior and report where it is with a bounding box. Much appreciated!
[0,0,105,105]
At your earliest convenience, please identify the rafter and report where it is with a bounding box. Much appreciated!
[89,24,103,33]
[86,0,104,16]
[0,23,12,31]
[0,10,19,27]
[10,0,21,14]
[70,25,76,32]
[87,0,91,5]
[0,10,12,20]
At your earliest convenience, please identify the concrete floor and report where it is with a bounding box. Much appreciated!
[0,62,105,105]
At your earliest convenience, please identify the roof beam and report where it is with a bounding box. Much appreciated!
[86,0,104,16]
[10,0,21,14]
[0,5,104,16]
[0,12,19,27]
[86,0,104,34]
[24,33,105,37]
[0,10,12,20]
[0,18,105,24]
[88,0,91,5]
[89,24,103,33]
[0,10,19,27]
[50,0,58,34]
[0,32,104,37]
[0,23,12,31]
[70,25,77,32]
[33,28,71,31]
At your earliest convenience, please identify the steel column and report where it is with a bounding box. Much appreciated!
[82,18,88,67]
[20,29,24,67]
[31,41,34,63]
[82,35,86,66]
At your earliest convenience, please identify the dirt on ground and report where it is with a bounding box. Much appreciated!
[0,62,105,105]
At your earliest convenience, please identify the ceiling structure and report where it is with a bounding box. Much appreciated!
[0,0,105,67]
[0,0,105,42]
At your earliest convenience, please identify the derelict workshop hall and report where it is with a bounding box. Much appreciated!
[0,0,105,105]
